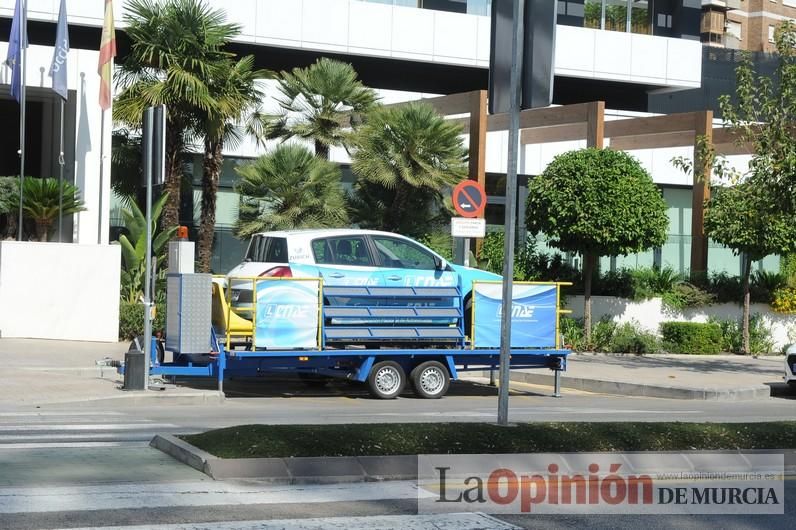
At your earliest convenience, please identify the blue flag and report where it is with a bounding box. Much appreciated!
[4,0,27,103]
[49,0,69,100]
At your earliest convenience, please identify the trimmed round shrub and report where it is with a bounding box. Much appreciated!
[660,322,722,355]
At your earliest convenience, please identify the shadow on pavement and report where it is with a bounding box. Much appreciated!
[160,376,549,400]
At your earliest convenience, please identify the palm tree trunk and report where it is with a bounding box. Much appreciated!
[35,219,51,242]
[742,257,752,354]
[583,253,597,347]
[314,139,329,161]
[198,138,222,273]
[5,214,17,239]
[387,181,410,233]
[161,119,185,236]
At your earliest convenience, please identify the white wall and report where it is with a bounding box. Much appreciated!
[1,0,702,89]
[0,42,111,245]
[0,242,121,342]
[566,295,796,351]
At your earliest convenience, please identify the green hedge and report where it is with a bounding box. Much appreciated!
[119,301,166,341]
[660,322,722,355]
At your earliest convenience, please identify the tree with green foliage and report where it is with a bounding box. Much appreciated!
[114,0,239,233]
[117,193,177,303]
[525,148,668,342]
[704,183,796,353]
[273,58,378,160]
[349,102,467,236]
[718,21,796,211]
[195,56,272,273]
[20,178,86,242]
[234,144,348,237]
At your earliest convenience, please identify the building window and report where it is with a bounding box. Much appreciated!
[726,20,742,41]
[769,25,776,43]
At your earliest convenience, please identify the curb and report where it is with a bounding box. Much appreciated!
[50,390,226,407]
[151,435,796,483]
[150,434,417,483]
[472,370,776,401]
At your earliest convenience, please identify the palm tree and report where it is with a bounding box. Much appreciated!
[20,178,86,241]
[274,58,378,159]
[350,101,468,233]
[114,0,239,234]
[195,56,272,273]
[234,144,348,237]
[118,193,177,303]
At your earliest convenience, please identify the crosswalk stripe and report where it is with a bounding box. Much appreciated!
[0,423,176,432]
[53,513,519,530]
[0,441,150,449]
[0,412,126,417]
[0,480,434,514]
[0,433,166,441]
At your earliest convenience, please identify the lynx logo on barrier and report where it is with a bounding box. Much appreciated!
[417,453,784,515]
[255,280,320,349]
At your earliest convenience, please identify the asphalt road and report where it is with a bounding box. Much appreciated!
[1,378,795,529]
[35,376,796,427]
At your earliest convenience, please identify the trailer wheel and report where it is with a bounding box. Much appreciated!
[411,361,450,399]
[367,361,406,399]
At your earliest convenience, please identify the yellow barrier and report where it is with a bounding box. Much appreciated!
[213,275,323,351]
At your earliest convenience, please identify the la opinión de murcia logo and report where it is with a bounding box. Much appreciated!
[431,462,781,513]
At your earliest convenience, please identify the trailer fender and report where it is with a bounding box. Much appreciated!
[444,355,458,380]
[354,356,377,382]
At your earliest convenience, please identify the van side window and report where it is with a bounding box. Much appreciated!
[245,235,262,261]
[264,237,288,263]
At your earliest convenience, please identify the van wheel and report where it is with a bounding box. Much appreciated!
[367,361,406,399]
[411,361,450,399]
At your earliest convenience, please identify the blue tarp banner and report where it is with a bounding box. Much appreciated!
[473,283,558,348]
[255,280,320,349]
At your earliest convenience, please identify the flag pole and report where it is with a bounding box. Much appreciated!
[58,99,65,242]
[98,109,105,244]
[17,0,26,242]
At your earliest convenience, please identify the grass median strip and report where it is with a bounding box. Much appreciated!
[181,422,796,459]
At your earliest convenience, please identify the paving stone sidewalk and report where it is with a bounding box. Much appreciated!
[495,353,790,400]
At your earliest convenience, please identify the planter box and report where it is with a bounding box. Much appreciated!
[565,295,796,351]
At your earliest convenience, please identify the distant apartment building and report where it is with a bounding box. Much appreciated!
[702,0,796,51]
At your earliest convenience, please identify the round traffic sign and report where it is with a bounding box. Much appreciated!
[452,180,486,218]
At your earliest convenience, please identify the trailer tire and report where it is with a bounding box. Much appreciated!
[367,361,406,399]
[410,361,450,399]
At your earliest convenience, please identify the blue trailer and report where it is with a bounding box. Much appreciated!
[126,276,571,399]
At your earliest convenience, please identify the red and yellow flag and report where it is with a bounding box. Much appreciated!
[98,0,116,110]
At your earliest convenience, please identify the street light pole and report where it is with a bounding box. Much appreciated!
[497,0,524,426]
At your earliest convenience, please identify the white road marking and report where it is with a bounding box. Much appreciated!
[54,513,519,530]
[0,423,176,432]
[0,412,126,417]
[0,480,435,514]
[331,409,703,418]
[0,441,149,449]
[0,433,158,441]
